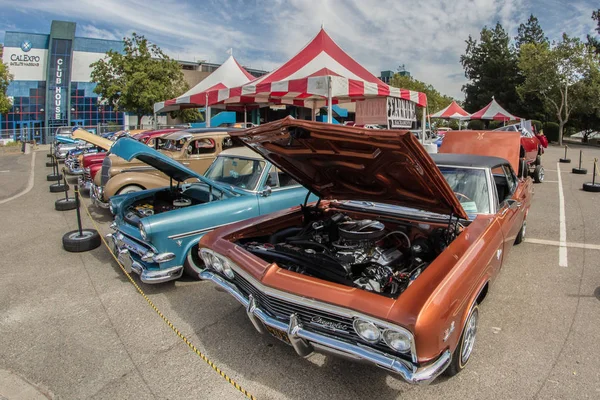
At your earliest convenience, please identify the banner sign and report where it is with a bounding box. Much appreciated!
[355,97,386,126]
[386,97,416,129]
[47,39,72,124]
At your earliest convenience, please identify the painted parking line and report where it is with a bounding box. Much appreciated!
[0,153,35,206]
[556,162,568,267]
[543,180,558,183]
[0,170,9,173]
[525,238,600,251]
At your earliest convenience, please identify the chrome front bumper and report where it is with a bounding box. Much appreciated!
[90,183,109,208]
[199,270,451,385]
[106,232,183,284]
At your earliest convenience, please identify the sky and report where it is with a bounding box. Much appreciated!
[0,0,598,99]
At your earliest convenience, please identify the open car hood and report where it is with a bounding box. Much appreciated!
[109,138,231,192]
[440,130,520,173]
[72,129,114,151]
[232,117,467,219]
[55,135,78,144]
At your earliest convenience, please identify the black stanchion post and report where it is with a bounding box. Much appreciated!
[583,158,600,192]
[572,150,587,174]
[63,174,69,200]
[75,185,83,236]
[560,145,571,163]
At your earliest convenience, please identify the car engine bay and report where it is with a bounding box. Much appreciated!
[122,185,227,226]
[239,209,459,298]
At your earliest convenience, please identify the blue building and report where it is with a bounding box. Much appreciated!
[1,20,124,143]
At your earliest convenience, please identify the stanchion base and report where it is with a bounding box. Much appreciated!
[55,198,77,211]
[50,183,69,193]
[572,168,588,174]
[582,183,600,192]
[559,158,571,163]
[47,173,63,181]
[62,229,101,252]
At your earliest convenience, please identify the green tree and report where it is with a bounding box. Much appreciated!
[518,35,600,145]
[389,74,454,119]
[90,33,189,125]
[588,9,600,55]
[461,23,522,115]
[0,44,13,115]
[515,15,548,49]
[514,14,549,120]
[170,108,203,123]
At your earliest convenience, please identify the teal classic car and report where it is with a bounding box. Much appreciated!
[107,137,315,284]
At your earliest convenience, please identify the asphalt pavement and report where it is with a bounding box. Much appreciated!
[0,144,599,399]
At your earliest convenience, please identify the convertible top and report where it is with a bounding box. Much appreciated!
[431,153,509,170]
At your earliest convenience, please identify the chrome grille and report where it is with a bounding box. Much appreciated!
[83,167,91,182]
[232,272,402,356]
[100,156,112,186]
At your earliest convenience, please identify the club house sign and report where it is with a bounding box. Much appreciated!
[53,58,65,119]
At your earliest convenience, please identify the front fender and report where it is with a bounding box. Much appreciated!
[104,172,170,199]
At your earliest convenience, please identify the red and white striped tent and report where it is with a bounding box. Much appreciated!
[430,100,470,119]
[468,98,520,121]
[208,28,427,121]
[153,55,255,114]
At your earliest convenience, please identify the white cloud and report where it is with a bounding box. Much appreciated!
[78,25,122,41]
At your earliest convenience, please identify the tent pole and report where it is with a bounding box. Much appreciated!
[244,106,247,126]
[421,107,426,144]
[153,112,157,130]
[205,92,211,128]
[327,76,333,124]
[312,101,316,122]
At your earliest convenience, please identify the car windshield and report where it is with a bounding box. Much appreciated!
[204,156,265,190]
[438,166,490,215]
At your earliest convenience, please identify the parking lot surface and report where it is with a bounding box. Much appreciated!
[1,145,599,399]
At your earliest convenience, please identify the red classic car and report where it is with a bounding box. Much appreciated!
[494,122,544,182]
[197,118,533,384]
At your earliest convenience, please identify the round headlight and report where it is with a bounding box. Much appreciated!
[139,224,147,240]
[383,329,412,353]
[221,259,235,279]
[211,254,223,272]
[199,249,213,266]
[353,319,381,343]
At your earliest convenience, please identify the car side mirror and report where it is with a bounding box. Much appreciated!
[505,199,521,210]
[260,186,272,197]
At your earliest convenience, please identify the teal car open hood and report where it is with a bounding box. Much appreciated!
[55,135,78,144]
[109,138,232,193]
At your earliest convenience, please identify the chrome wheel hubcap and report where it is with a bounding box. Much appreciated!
[461,308,478,365]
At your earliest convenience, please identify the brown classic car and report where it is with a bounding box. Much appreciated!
[197,118,533,384]
[91,128,237,207]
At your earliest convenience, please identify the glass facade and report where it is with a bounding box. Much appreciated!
[70,82,123,127]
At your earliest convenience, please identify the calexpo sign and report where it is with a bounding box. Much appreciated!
[8,41,41,67]
[2,41,47,81]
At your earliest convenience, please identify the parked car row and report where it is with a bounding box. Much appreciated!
[69,119,534,385]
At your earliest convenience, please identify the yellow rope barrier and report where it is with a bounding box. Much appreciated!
[75,189,257,400]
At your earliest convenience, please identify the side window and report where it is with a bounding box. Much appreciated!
[222,137,234,150]
[265,166,299,189]
[188,138,215,155]
[503,165,518,195]
[265,166,280,188]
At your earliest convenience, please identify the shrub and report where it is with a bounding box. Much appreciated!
[544,122,560,143]
[467,120,485,130]
[488,120,502,130]
[449,120,460,130]
[531,120,543,133]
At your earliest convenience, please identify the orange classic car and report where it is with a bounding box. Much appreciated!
[197,118,533,384]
